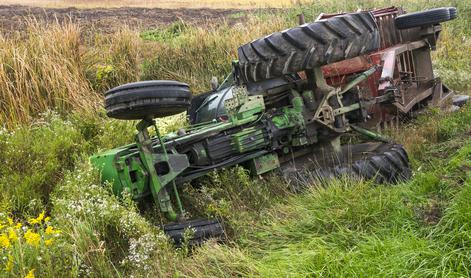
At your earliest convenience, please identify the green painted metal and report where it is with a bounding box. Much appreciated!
[135,118,177,221]
[226,86,265,122]
[90,147,133,197]
[248,153,280,175]
[313,67,377,132]
[153,122,185,215]
[350,124,391,143]
[333,103,361,116]
[338,66,377,95]
[90,67,387,221]
[232,127,268,153]
[272,91,305,131]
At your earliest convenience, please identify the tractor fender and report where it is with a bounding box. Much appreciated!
[189,86,234,124]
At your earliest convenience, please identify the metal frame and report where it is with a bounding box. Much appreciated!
[319,7,453,129]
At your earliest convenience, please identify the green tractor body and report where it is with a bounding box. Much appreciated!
[89,7,462,244]
[90,66,380,222]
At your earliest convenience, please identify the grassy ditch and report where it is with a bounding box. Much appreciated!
[178,104,471,277]
[0,0,470,276]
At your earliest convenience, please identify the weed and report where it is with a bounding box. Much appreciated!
[51,163,176,277]
[141,20,188,43]
[0,21,140,128]
[0,0,470,276]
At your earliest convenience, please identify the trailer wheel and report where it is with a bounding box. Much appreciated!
[285,142,411,185]
[395,7,457,30]
[163,218,225,247]
[105,80,191,120]
[237,11,380,82]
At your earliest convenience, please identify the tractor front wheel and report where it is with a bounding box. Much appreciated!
[105,80,192,120]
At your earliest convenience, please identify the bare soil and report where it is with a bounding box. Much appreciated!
[0,5,254,33]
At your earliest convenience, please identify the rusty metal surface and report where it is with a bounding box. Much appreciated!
[317,6,450,129]
[318,7,442,127]
[372,6,404,49]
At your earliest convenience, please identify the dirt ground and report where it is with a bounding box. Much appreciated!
[3,0,295,9]
[0,5,252,33]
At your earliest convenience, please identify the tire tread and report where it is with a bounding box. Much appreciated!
[238,12,379,82]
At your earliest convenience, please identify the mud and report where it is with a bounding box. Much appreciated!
[0,5,253,33]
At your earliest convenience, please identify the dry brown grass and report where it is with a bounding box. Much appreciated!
[141,16,290,92]
[0,20,95,127]
[3,0,303,9]
[0,10,288,128]
[0,19,140,128]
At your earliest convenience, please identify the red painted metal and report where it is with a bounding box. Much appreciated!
[316,6,445,128]
[302,6,452,130]
[321,6,406,88]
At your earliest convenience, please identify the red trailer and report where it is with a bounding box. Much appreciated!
[320,7,456,130]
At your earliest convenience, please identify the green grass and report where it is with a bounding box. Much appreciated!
[0,111,136,216]
[0,0,471,276]
[181,105,471,277]
[140,21,189,42]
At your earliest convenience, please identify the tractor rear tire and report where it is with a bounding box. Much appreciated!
[163,218,225,247]
[237,11,380,82]
[332,143,412,184]
[449,7,457,20]
[284,142,411,185]
[395,7,456,30]
[105,80,192,120]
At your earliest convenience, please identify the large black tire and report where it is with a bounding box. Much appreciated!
[163,218,224,247]
[333,143,412,183]
[284,142,411,185]
[105,80,192,120]
[395,7,457,30]
[449,7,457,20]
[238,12,380,82]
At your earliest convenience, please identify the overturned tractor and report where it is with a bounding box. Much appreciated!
[91,7,462,244]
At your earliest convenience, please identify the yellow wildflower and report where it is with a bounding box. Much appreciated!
[7,217,13,225]
[45,226,61,235]
[45,226,53,234]
[8,229,17,242]
[45,239,54,246]
[24,230,40,247]
[24,269,35,278]
[0,233,10,248]
[28,211,45,225]
[44,216,51,223]
[14,223,22,229]
[5,254,13,272]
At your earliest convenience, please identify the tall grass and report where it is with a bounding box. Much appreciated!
[141,16,289,92]
[0,20,140,128]
[0,111,136,215]
[0,0,470,276]
[0,21,93,127]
